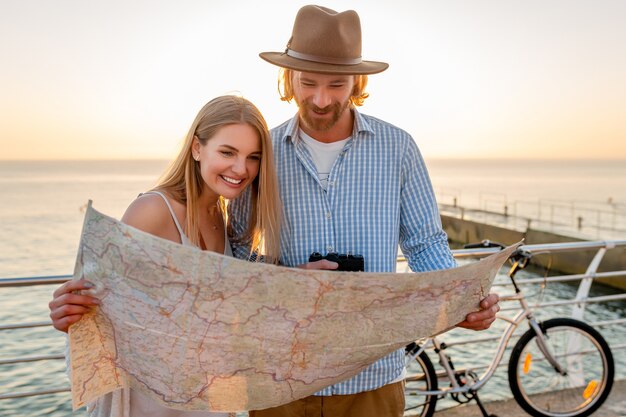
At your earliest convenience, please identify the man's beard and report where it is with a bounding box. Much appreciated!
[296,97,350,133]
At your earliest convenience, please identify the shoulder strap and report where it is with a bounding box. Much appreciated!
[141,191,186,241]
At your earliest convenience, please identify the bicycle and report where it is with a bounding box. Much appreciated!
[403,241,614,417]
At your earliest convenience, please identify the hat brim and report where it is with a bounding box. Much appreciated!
[259,52,388,75]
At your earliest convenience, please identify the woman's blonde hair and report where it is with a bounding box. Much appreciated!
[277,68,370,106]
[155,95,281,264]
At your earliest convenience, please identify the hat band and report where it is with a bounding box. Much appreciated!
[286,48,362,65]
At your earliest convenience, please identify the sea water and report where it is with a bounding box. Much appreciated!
[0,159,624,416]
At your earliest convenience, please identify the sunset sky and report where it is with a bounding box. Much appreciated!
[1,0,625,160]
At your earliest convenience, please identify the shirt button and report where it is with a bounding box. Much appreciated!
[326,246,334,252]
[326,211,331,219]
[328,181,334,187]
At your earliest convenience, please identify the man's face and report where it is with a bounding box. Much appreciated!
[292,71,355,133]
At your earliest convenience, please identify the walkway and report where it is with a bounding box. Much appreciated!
[434,379,626,417]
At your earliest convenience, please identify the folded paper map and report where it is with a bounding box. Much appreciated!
[69,202,518,411]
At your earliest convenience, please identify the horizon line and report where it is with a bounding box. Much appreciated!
[2,157,626,163]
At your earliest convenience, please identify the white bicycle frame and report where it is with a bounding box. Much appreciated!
[405,291,565,396]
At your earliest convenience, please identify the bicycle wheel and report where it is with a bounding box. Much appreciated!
[404,344,438,417]
[508,318,614,417]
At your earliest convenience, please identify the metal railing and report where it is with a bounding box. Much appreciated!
[401,240,626,391]
[1,240,625,402]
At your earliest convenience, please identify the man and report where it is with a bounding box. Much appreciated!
[230,5,500,417]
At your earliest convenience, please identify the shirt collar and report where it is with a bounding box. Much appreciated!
[281,108,374,144]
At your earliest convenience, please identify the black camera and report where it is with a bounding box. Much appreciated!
[308,252,365,272]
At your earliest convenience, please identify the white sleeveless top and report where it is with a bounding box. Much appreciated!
[143,191,233,256]
[83,191,234,417]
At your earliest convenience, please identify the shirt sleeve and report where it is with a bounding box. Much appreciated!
[398,138,457,272]
[227,187,254,260]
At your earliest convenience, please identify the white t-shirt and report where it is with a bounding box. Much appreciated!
[299,129,350,190]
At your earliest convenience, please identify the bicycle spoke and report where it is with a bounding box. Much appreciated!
[509,319,613,417]
[404,348,438,417]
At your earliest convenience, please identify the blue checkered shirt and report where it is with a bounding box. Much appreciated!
[229,109,456,395]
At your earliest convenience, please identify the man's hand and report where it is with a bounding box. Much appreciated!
[297,259,339,270]
[456,293,500,331]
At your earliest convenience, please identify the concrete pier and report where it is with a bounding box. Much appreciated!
[441,214,626,290]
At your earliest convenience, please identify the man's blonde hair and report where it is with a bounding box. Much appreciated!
[155,95,281,264]
[277,68,369,106]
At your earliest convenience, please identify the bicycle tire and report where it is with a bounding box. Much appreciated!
[404,345,438,417]
[508,318,614,417]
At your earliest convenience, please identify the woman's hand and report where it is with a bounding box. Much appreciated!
[48,279,100,333]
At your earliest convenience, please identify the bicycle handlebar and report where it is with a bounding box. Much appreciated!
[463,240,506,250]
[464,240,532,272]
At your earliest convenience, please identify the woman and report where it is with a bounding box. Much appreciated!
[48,95,281,416]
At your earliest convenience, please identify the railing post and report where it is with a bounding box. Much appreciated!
[571,246,609,320]
[550,204,554,226]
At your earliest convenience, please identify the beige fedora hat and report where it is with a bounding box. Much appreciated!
[259,5,389,75]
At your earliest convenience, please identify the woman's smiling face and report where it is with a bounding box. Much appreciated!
[193,122,262,200]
